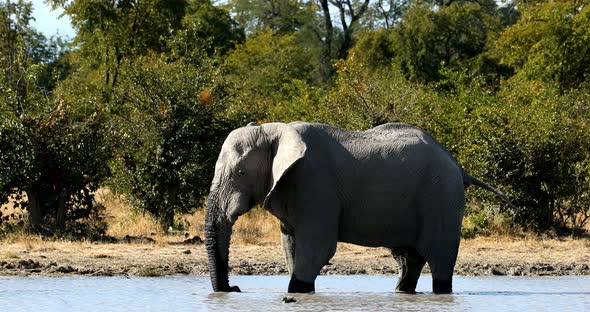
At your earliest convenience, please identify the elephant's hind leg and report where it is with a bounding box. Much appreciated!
[421,236,460,294]
[391,247,426,293]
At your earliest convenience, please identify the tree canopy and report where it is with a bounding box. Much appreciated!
[1,0,589,236]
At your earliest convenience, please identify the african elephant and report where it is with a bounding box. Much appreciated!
[205,122,514,294]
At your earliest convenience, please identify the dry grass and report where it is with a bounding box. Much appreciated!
[95,189,162,238]
[95,190,280,245]
[180,206,280,245]
[1,191,588,277]
[459,235,590,264]
[2,188,589,253]
[231,208,280,244]
[3,251,19,259]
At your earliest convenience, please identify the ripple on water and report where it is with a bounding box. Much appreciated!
[0,275,589,312]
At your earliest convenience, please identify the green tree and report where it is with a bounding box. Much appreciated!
[167,0,244,60]
[417,71,590,234]
[224,30,315,120]
[228,0,373,80]
[362,0,410,29]
[324,54,423,129]
[109,57,236,230]
[482,79,590,233]
[1,0,112,232]
[394,2,502,83]
[228,0,313,34]
[348,28,397,69]
[496,0,590,91]
[51,0,188,87]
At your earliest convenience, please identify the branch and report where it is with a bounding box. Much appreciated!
[350,0,370,27]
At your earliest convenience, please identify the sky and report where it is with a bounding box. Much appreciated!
[30,0,75,39]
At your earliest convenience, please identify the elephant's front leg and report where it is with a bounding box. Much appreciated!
[287,218,338,293]
[280,222,295,276]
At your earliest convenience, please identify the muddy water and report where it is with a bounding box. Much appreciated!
[1,275,589,311]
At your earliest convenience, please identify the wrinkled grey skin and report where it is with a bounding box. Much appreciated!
[205,122,514,294]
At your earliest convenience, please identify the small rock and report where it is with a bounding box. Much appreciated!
[92,270,113,276]
[487,268,504,276]
[55,265,76,273]
[508,266,524,276]
[3,263,15,269]
[122,235,156,244]
[78,268,94,275]
[282,296,297,303]
[544,265,554,272]
[183,235,203,244]
[182,250,192,255]
[18,259,40,269]
[47,261,57,267]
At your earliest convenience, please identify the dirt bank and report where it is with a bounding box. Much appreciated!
[0,236,588,277]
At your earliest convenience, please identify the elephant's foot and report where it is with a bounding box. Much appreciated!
[288,276,315,293]
[432,278,452,294]
[395,278,419,294]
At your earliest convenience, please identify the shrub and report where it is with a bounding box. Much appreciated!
[109,56,237,230]
[428,73,590,234]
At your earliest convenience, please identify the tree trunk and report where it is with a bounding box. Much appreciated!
[161,185,179,232]
[56,190,67,231]
[26,190,41,229]
[318,0,334,81]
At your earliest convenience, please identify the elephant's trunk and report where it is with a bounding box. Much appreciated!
[205,192,232,292]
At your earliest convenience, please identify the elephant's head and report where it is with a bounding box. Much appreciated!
[205,122,306,292]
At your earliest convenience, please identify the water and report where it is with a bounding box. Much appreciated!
[1,275,589,311]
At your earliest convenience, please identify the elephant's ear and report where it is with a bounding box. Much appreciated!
[262,123,307,208]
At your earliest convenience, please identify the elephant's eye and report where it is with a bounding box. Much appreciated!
[238,169,246,176]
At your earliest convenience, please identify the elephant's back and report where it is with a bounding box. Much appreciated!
[364,123,436,145]
[363,123,464,174]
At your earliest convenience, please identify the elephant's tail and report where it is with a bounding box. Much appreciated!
[464,175,517,210]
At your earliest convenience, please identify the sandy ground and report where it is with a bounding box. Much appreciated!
[0,236,588,277]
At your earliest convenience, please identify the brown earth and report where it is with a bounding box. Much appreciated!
[2,190,589,277]
[0,235,588,278]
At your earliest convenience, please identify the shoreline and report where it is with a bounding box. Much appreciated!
[1,236,588,278]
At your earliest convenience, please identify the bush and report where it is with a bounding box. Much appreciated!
[323,54,424,129]
[109,56,237,230]
[224,30,316,121]
[426,73,590,234]
[1,63,112,233]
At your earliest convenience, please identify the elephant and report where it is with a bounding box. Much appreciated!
[205,121,514,294]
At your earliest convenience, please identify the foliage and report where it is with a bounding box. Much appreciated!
[228,0,314,34]
[167,0,244,60]
[1,0,112,232]
[323,54,424,129]
[51,0,189,87]
[224,30,316,120]
[420,72,590,234]
[483,80,590,233]
[3,0,590,237]
[394,2,502,83]
[108,56,236,230]
[497,0,590,91]
[348,29,397,69]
